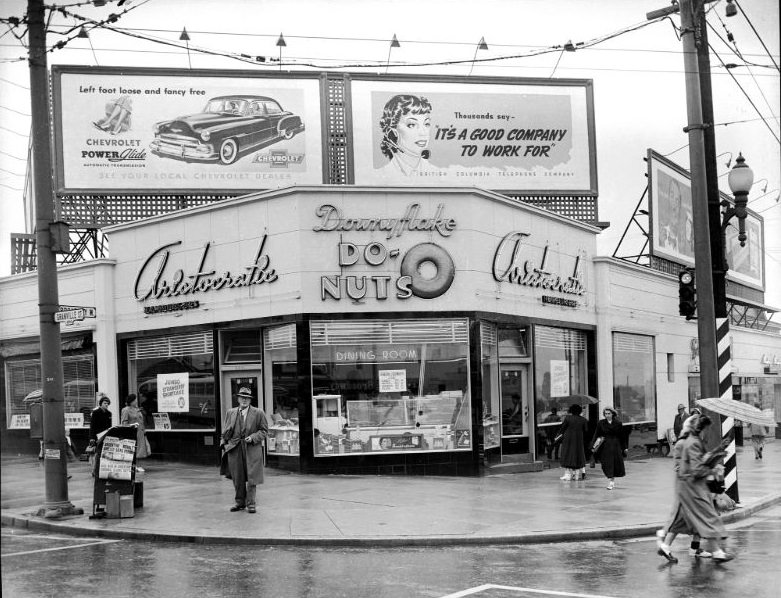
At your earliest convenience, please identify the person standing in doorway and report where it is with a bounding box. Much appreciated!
[558,403,588,481]
[592,407,627,490]
[89,394,113,442]
[221,387,268,513]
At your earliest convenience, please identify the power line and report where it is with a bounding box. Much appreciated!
[0,124,29,137]
[708,41,781,145]
[0,104,31,117]
[733,0,780,72]
[0,149,26,161]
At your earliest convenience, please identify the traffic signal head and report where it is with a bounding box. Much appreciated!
[678,269,697,319]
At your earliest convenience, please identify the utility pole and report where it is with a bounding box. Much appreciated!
[28,0,81,518]
[695,2,739,503]
[648,0,739,501]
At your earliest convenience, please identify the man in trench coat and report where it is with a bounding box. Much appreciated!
[221,387,268,513]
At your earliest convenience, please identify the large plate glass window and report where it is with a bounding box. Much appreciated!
[534,326,588,426]
[5,353,95,429]
[612,332,656,424]
[263,324,299,456]
[128,332,215,431]
[310,319,471,456]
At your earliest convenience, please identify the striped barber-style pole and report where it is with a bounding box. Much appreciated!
[717,317,739,503]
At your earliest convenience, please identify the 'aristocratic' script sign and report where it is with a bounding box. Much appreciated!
[313,203,456,239]
[134,234,278,301]
[492,231,584,296]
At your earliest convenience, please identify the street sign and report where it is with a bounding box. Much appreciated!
[54,306,97,324]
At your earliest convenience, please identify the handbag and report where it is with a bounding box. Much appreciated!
[592,436,604,453]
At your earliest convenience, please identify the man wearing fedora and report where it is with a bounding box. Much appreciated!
[673,403,689,441]
[220,387,268,513]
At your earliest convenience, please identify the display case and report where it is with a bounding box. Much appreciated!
[313,390,471,455]
[267,423,299,455]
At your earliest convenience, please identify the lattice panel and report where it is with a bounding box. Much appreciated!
[57,194,235,227]
[10,233,36,274]
[509,194,597,225]
[325,75,350,184]
[725,279,764,304]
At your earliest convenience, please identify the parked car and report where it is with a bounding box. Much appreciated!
[149,95,304,165]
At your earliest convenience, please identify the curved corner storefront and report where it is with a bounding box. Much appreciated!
[88,186,601,473]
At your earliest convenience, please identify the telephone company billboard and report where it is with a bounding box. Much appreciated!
[52,67,596,195]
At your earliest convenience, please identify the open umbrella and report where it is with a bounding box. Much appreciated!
[565,394,600,405]
[696,397,777,428]
[23,389,42,403]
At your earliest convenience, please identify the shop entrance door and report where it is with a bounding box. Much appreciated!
[220,371,262,423]
[500,364,530,455]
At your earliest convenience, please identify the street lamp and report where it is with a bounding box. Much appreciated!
[724,152,754,249]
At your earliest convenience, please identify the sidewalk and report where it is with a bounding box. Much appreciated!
[2,442,780,546]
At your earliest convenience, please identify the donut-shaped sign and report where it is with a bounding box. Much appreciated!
[400,243,455,299]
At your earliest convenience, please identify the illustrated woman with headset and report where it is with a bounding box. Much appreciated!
[379,94,439,177]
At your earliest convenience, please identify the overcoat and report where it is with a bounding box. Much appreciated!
[676,434,727,540]
[121,405,150,458]
[222,406,268,486]
[558,414,588,469]
[592,418,626,478]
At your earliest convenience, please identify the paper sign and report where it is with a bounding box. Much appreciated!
[157,372,189,412]
[65,413,84,429]
[10,414,30,429]
[550,360,570,397]
[378,369,407,393]
[153,412,172,430]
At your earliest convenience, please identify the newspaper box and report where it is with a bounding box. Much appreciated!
[91,425,138,518]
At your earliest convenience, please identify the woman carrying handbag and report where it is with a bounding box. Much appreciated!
[592,407,627,490]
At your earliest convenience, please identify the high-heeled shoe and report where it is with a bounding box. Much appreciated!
[657,544,678,563]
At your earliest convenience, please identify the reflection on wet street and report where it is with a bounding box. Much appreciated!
[3,508,780,598]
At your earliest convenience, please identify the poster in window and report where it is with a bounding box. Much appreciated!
[153,412,172,430]
[157,372,189,412]
[550,360,570,397]
[378,369,407,393]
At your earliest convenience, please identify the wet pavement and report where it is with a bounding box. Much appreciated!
[2,442,780,546]
[3,507,781,598]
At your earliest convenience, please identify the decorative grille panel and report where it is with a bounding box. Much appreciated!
[613,332,654,353]
[264,324,297,351]
[534,325,586,350]
[128,332,213,360]
[310,319,469,346]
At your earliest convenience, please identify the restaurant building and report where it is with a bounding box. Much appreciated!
[2,68,778,473]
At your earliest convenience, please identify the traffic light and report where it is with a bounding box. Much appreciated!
[678,268,697,319]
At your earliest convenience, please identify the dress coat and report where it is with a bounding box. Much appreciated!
[558,413,588,469]
[222,405,268,486]
[89,407,112,441]
[676,433,727,540]
[121,405,150,458]
[664,436,697,535]
[592,418,626,478]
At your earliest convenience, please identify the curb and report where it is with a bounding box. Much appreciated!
[3,492,779,547]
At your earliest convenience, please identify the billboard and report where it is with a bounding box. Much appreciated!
[52,67,323,193]
[647,150,764,290]
[350,76,596,193]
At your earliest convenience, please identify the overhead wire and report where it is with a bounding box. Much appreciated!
[733,0,780,72]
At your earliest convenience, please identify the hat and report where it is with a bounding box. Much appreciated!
[677,404,686,410]
[235,387,253,399]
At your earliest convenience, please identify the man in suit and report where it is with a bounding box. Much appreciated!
[673,403,689,441]
[221,387,268,513]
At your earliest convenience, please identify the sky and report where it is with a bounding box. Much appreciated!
[1,0,779,307]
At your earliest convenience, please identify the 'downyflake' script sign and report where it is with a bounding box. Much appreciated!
[134,233,278,302]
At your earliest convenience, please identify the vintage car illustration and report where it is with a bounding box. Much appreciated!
[149,95,304,165]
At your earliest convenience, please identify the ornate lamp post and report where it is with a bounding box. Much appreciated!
[723,153,754,254]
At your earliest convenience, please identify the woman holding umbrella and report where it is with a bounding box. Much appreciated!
[558,403,588,481]
[672,414,733,562]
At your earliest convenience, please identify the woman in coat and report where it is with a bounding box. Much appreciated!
[592,407,626,490]
[558,403,588,481]
[674,415,733,562]
[656,414,708,563]
[121,394,150,459]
